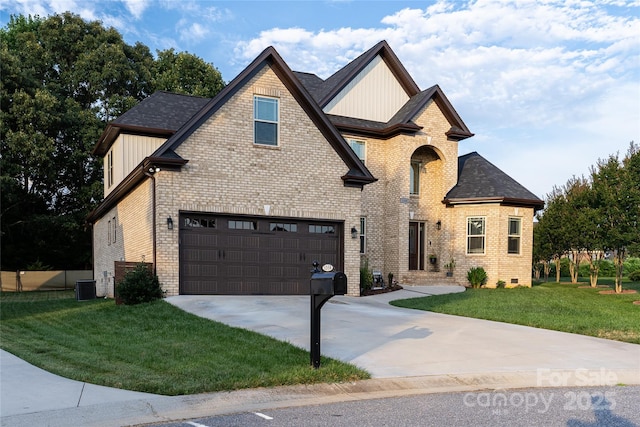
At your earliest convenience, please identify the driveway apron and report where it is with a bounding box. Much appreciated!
[166,286,640,380]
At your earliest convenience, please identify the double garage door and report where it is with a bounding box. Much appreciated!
[179,213,343,295]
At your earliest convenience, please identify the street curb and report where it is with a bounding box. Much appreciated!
[3,369,639,427]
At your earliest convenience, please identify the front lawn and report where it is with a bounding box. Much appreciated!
[0,291,369,395]
[391,280,640,344]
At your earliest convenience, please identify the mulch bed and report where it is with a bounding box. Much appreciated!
[633,301,640,305]
[578,285,610,288]
[361,284,403,296]
[598,289,638,295]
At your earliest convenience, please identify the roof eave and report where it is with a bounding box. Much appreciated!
[443,197,545,211]
[333,121,422,139]
[341,173,378,189]
[87,155,188,223]
[92,123,175,156]
[446,128,475,141]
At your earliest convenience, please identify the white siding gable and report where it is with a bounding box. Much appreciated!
[324,55,409,123]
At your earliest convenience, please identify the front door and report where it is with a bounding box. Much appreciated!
[408,222,425,270]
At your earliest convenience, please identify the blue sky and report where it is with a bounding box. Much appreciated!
[2,0,639,200]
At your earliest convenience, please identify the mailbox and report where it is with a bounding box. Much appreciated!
[310,271,347,295]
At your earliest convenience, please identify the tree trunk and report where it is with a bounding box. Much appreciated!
[568,250,580,284]
[586,251,603,288]
[614,250,625,294]
[544,261,550,282]
[555,257,561,283]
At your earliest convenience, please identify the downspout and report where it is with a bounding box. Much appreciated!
[143,167,158,275]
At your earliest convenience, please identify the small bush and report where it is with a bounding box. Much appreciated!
[625,257,640,276]
[116,264,163,305]
[629,269,640,282]
[496,280,506,288]
[360,258,373,291]
[467,267,488,288]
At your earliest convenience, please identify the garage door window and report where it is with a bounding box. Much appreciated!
[309,225,335,234]
[270,223,297,232]
[228,220,257,230]
[184,217,216,228]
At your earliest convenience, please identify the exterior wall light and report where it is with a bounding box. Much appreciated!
[436,220,442,230]
[351,227,358,239]
[167,216,174,230]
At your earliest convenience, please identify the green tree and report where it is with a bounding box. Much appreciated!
[535,187,571,282]
[590,143,640,293]
[152,48,224,98]
[1,13,225,270]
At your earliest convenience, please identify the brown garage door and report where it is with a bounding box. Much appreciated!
[179,213,343,295]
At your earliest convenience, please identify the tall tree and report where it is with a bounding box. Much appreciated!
[1,13,225,270]
[153,48,224,98]
[535,187,570,283]
[590,143,640,293]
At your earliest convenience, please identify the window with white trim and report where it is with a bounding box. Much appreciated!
[348,139,366,164]
[467,217,485,254]
[508,217,521,254]
[254,96,279,146]
[359,217,366,254]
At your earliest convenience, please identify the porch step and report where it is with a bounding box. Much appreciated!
[401,271,461,286]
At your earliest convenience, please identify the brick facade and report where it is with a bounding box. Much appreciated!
[153,66,361,296]
[91,43,538,296]
[93,180,153,297]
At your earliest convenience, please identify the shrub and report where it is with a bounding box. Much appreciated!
[360,258,373,291]
[624,257,640,276]
[116,264,163,305]
[629,269,640,282]
[467,267,488,288]
[496,280,506,288]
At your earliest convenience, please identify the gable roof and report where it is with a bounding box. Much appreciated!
[92,92,211,156]
[88,46,378,223]
[149,46,375,188]
[301,41,421,107]
[293,41,473,141]
[444,152,544,210]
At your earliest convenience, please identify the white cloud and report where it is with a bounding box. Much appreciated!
[121,0,149,20]
[177,20,209,44]
[232,0,639,196]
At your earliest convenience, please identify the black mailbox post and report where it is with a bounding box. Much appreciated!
[310,262,347,369]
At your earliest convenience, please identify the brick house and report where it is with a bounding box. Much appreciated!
[88,41,543,297]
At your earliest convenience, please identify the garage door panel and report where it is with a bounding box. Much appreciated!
[180,214,342,295]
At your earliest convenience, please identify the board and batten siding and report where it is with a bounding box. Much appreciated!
[324,55,410,123]
[103,134,166,197]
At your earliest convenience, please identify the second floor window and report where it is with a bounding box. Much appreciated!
[254,96,279,146]
[410,161,420,195]
[349,139,366,164]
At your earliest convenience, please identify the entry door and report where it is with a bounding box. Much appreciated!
[408,222,425,270]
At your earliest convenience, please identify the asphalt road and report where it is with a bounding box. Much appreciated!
[144,385,640,427]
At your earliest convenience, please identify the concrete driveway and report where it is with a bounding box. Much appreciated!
[166,286,640,382]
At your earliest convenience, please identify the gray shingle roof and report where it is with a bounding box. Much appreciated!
[445,152,544,209]
[112,91,211,131]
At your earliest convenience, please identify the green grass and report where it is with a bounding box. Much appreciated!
[391,280,640,344]
[0,291,369,395]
